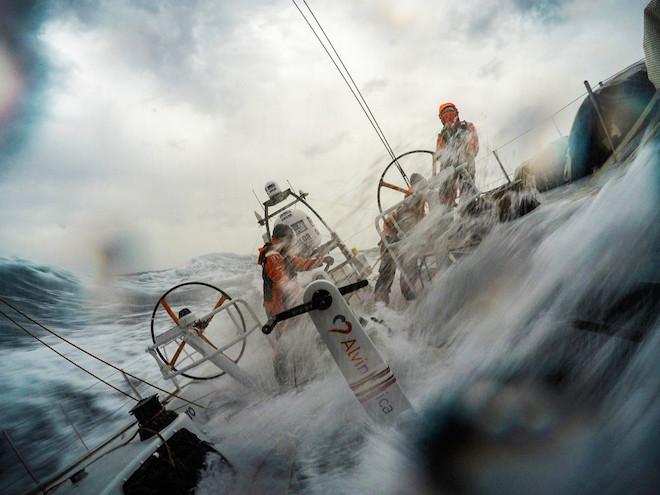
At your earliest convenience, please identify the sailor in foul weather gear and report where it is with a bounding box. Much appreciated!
[258,223,325,388]
[258,223,320,324]
[434,102,480,203]
[374,173,428,305]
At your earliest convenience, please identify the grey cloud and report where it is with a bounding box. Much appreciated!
[468,0,567,39]
[363,78,389,94]
[467,7,499,38]
[59,0,259,30]
[0,0,648,270]
[304,131,351,158]
[53,0,273,116]
[73,2,202,82]
[512,0,567,23]
[57,0,102,25]
[477,58,503,79]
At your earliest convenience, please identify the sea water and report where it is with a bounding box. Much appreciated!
[0,140,657,494]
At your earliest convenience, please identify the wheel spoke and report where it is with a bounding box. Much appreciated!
[197,331,218,350]
[169,341,186,367]
[381,180,411,196]
[196,294,227,331]
[160,298,179,325]
[213,295,227,310]
[196,331,238,363]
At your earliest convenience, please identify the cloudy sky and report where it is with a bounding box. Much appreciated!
[0,0,649,274]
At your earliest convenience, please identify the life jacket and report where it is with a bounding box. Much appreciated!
[257,243,297,302]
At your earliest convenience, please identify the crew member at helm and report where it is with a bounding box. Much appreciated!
[257,223,320,330]
[374,173,428,305]
[434,102,480,202]
[258,223,325,387]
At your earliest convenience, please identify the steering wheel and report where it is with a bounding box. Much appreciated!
[377,150,434,214]
[150,282,247,381]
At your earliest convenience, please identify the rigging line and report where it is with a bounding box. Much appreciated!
[296,0,410,184]
[252,188,265,212]
[553,91,589,115]
[494,91,588,152]
[0,308,138,402]
[38,426,139,495]
[291,0,390,155]
[84,396,136,434]
[76,371,116,395]
[291,0,408,183]
[0,297,205,409]
[42,395,197,495]
[299,0,408,182]
[601,58,644,86]
[76,351,155,395]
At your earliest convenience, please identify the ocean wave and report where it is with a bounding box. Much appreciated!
[0,257,86,348]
